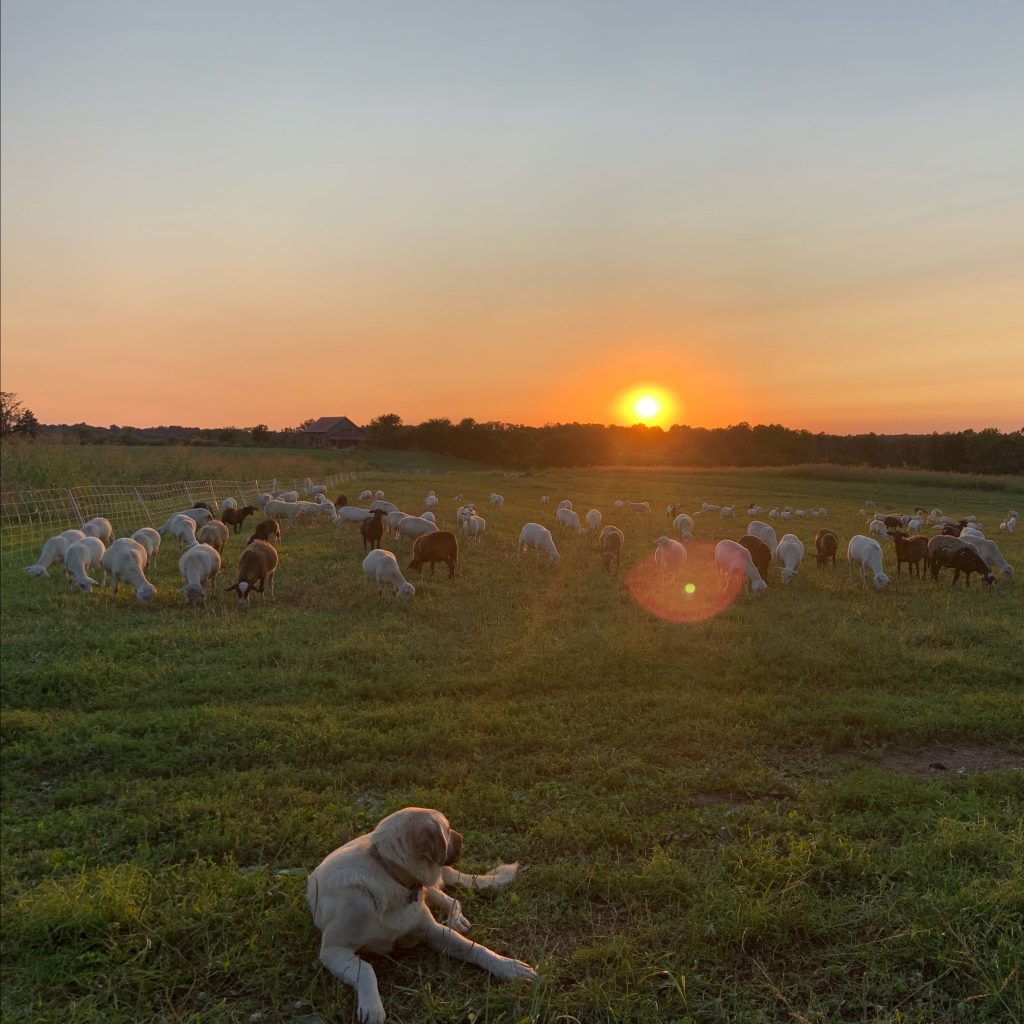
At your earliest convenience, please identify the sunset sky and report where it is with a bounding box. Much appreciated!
[2,2,1022,433]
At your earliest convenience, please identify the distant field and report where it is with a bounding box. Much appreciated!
[2,455,1023,1024]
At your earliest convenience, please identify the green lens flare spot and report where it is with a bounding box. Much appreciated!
[684,583,696,594]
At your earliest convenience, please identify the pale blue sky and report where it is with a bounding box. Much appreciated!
[3,1,1023,430]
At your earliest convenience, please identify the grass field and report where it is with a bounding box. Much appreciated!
[2,451,1023,1023]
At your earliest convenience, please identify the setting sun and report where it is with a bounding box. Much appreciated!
[636,395,659,420]
[617,385,677,427]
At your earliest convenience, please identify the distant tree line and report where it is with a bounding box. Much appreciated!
[3,391,1021,474]
[361,414,1024,476]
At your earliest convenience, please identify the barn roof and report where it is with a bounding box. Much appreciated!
[304,416,365,437]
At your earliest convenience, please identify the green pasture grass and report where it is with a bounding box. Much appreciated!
[2,463,1023,1023]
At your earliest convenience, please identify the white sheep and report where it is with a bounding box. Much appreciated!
[256,493,273,509]
[25,529,87,578]
[558,499,573,510]
[613,499,624,510]
[462,513,486,538]
[304,477,327,496]
[160,514,199,550]
[701,503,720,513]
[556,507,585,534]
[672,513,694,540]
[369,499,399,514]
[775,534,805,584]
[999,517,1017,533]
[540,496,551,504]
[362,549,415,601]
[337,506,373,525]
[196,520,230,554]
[907,517,924,533]
[654,536,687,575]
[779,510,792,522]
[394,515,438,542]
[63,537,106,593]
[720,506,735,518]
[489,493,505,507]
[358,489,373,502]
[294,499,339,522]
[768,508,779,519]
[518,523,560,564]
[385,509,407,534]
[263,499,304,524]
[131,527,162,568]
[868,520,888,541]
[714,539,768,596]
[746,521,778,553]
[158,507,212,531]
[220,497,238,511]
[179,543,222,604]
[82,517,115,544]
[421,510,436,524]
[794,509,806,518]
[101,538,157,601]
[374,489,385,500]
[848,535,890,589]
[585,509,602,534]
[276,490,300,502]
[963,537,1014,579]
[425,494,439,510]
[627,501,651,514]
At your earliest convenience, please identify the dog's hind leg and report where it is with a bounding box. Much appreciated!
[319,924,385,1024]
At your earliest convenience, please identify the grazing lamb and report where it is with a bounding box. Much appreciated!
[847,536,890,589]
[999,518,1016,534]
[518,523,560,565]
[667,503,681,519]
[768,508,779,519]
[540,496,550,505]
[264,499,305,525]
[131,527,161,568]
[627,501,652,513]
[394,515,439,543]
[304,477,327,497]
[613,499,624,510]
[814,529,839,569]
[179,543,222,604]
[360,509,387,551]
[488,493,505,507]
[163,514,200,550]
[246,518,281,546]
[362,549,415,601]
[701,503,720,513]
[256,493,273,509]
[891,532,929,579]
[461,513,486,539]
[714,540,768,596]
[779,510,792,521]
[720,506,735,518]
[196,520,230,555]
[409,531,459,579]
[227,540,280,604]
[338,506,374,525]
[25,529,87,578]
[384,509,407,535]
[294,499,339,523]
[558,499,573,510]
[907,517,924,533]
[738,535,772,583]
[63,537,106,593]
[276,490,300,503]
[599,525,623,571]
[584,509,603,535]
[882,515,903,531]
[221,504,258,533]
[775,534,805,584]
[101,538,157,601]
[927,537,995,587]
[672,513,694,540]
[746,521,778,553]
[374,489,385,500]
[159,507,213,530]
[369,499,399,515]
[82,517,115,544]
[220,497,238,512]
[425,494,439,511]
[556,507,585,534]
[654,536,687,575]
[962,537,1013,579]
[868,519,889,541]
[358,489,373,502]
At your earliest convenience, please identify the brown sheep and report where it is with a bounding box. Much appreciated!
[891,531,929,578]
[882,515,903,531]
[927,536,995,587]
[246,518,281,546]
[334,493,349,509]
[941,524,962,537]
[815,529,839,568]
[408,531,458,580]
[738,534,771,582]
[361,509,387,551]
[599,525,623,572]
[226,540,279,604]
[222,504,258,533]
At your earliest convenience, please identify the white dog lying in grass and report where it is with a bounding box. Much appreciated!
[307,806,537,1023]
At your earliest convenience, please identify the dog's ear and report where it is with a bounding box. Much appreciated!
[415,820,448,866]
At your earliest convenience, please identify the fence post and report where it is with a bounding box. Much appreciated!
[133,487,153,526]
[66,488,85,526]
[184,483,194,507]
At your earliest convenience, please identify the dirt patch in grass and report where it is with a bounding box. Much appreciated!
[876,745,1024,777]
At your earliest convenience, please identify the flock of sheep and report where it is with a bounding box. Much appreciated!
[21,474,1017,606]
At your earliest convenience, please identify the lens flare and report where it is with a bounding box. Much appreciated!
[627,542,743,623]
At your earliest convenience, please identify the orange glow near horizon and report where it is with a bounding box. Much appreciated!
[617,385,678,428]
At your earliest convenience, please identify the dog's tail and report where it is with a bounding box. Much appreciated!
[442,862,520,890]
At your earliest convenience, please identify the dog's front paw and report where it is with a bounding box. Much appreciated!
[357,998,386,1024]
[448,900,471,934]
[492,957,538,983]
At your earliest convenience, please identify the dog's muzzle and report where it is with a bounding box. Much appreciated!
[446,829,464,865]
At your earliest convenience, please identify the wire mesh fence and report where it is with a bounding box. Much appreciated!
[1,472,363,557]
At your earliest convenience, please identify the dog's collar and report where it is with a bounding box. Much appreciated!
[370,843,423,902]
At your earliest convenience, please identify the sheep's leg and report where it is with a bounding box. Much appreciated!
[266,571,275,601]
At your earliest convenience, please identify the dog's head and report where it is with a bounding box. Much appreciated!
[371,807,463,887]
